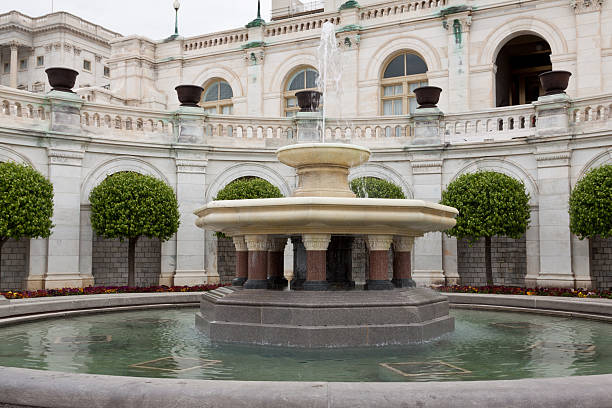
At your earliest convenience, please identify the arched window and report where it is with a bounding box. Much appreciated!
[284,67,319,117]
[380,52,428,115]
[495,35,551,107]
[202,79,233,114]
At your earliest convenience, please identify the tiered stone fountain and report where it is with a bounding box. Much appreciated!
[193,91,459,347]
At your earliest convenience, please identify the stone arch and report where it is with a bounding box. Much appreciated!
[449,158,539,206]
[0,146,34,167]
[478,17,568,66]
[268,52,318,93]
[192,66,244,98]
[81,157,170,205]
[349,163,414,198]
[205,163,291,202]
[577,149,612,182]
[365,36,442,82]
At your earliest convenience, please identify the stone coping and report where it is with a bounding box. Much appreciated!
[0,366,611,408]
[0,292,612,407]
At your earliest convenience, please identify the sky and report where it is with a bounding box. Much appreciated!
[1,0,273,40]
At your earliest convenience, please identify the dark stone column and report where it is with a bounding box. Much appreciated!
[291,236,307,290]
[302,234,331,291]
[365,235,394,290]
[231,236,248,287]
[244,235,269,289]
[267,238,288,289]
[326,236,355,289]
[392,236,416,288]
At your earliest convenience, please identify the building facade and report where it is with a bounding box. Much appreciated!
[0,0,611,291]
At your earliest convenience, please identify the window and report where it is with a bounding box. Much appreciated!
[202,79,233,114]
[36,56,44,67]
[103,66,110,78]
[19,59,27,70]
[32,82,44,93]
[284,67,319,117]
[380,53,428,115]
[83,60,91,71]
[3,63,9,73]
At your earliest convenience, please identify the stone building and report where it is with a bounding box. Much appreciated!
[0,0,611,291]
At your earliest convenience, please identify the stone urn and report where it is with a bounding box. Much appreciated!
[175,85,204,107]
[295,90,322,112]
[413,86,442,109]
[45,67,79,93]
[539,71,572,95]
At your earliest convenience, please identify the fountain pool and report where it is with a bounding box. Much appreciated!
[1,307,612,382]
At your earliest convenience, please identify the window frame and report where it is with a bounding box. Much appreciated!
[83,59,92,72]
[36,56,44,67]
[283,67,320,117]
[201,79,233,115]
[379,53,428,116]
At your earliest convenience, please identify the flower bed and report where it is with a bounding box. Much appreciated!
[0,284,225,300]
[438,285,612,299]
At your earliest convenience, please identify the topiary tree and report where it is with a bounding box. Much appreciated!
[440,171,530,286]
[89,172,180,287]
[215,177,283,201]
[214,177,283,238]
[0,162,54,288]
[350,177,406,199]
[569,165,612,240]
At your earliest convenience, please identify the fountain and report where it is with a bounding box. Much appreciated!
[192,21,458,347]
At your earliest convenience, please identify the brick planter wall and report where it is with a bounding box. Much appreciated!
[92,235,161,287]
[590,237,612,290]
[217,237,236,285]
[457,236,527,286]
[0,239,29,291]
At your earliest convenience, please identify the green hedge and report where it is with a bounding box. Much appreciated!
[569,165,612,239]
[350,177,405,199]
[215,177,283,201]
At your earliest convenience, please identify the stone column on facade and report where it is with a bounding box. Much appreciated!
[392,236,416,288]
[9,42,18,89]
[267,237,288,289]
[365,235,394,290]
[160,238,177,287]
[46,149,93,289]
[411,157,446,285]
[535,148,574,287]
[524,207,541,287]
[302,234,331,291]
[78,204,93,286]
[442,235,460,285]
[336,6,360,117]
[443,10,472,112]
[25,238,47,290]
[174,156,209,285]
[232,236,248,287]
[244,234,269,289]
[572,0,604,97]
[244,22,265,117]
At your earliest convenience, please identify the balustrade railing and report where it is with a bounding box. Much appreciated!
[0,87,610,149]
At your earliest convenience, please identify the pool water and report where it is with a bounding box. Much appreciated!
[1,308,611,382]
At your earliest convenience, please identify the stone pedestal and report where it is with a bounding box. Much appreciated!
[232,236,248,287]
[244,235,269,289]
[392,236,416,288]
[295,112,323,142]
[365,235,394,290]
[303,234,330,291]
[176,107,206,144]
[267,238,288,289]
[411,108,443,146]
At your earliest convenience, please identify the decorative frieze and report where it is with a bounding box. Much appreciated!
[302,234,331,251]
[176,160,207,174]
[48,150,84,166]
[536,152,571,167]
[411,160,443,174]
[367,235,393,251]
[245,234,269,252]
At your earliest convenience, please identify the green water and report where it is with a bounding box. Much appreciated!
[1,308,611,382]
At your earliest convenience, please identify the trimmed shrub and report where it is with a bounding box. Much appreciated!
[569,165,612,239]
[350,177,405,199]
[215,177,283,201]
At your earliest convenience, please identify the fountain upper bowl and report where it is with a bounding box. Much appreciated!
[276,143,371,169]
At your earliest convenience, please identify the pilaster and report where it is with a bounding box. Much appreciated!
[174,153,209,286]
[442,9,472,111]
[571,0,604,96]
[535,147,574,287]
[411,156,445,285]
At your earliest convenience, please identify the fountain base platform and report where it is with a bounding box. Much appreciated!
[195,287,454,348]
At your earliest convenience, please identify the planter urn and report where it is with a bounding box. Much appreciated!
[45,67,79,93]
[413,86,442,109]
[539,71,572,96]
[175,85,204,107]
[295,90,322,112]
